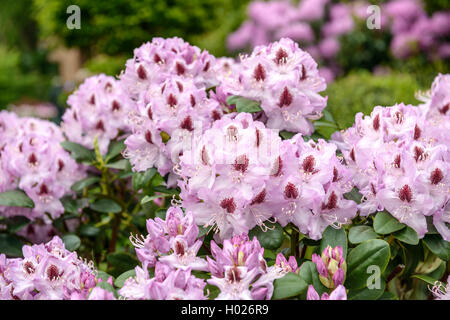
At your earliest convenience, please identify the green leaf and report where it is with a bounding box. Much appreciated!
[105,159,129,170]
[343,187,363,204]
[96,271,114,283]
[132,168,156,191]
[226,95,262,113]
[401,243,421,277]
[348,280,386,300]
[155,209,167,220]
[279,131,296,140]
[378,291,398,300]
[61,141,95,162]
[80,224,101,237]
[422,234,450,261]
[320,226,348,258]
[248,222,284,250]
[0,190,34,208]
[105,139,125,162]
[393,227,419,245]
[90,199,122,213]
[114,269,136,288]
[298,261,328,297]
[107,253,139,276]
[346,239,390,289]
[0,234,23,257]
[349,226,378,244]
[152,185,179,195]
[141,194,170,205]
[5,216,30,233]
[197,225,209,238]
[411,274,443,287]
[62,234,81,251]
[96,281,117,298]
[272,272,308,300]
[373,211,406,234]
[71,176,100,192]
[313,120,338,139]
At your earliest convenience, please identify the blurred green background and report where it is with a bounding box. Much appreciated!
[0,0,448,128]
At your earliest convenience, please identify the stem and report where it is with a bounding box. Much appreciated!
[109,213,121,253]
[386,264,405,283]
[291,228,299,258]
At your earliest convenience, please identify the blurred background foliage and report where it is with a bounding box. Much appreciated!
[0,0,448,129]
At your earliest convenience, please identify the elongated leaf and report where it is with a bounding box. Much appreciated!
[279,131,296,140]
[422,234,450,261]
[61,141,95,162]
[107,253,139,276]
[348,280,386,300]
[141,194,170,205]
[394,226,419,245]
[226,95,262,113]
[0,234,23,257]
[105,139,125,162]
[346,239,390,289]
[0,190,34,208]
[105,159,129,170]
[298,261,328,297]
[412,274,442,287]
[132,168,156,191]
[349,226,378,244]
[153,185,179,195]
[320,226,348,258]
[373,211,405,234]
[272,272,308,299]
[114,269,136,288]
[90,199,121,213]
[71,177,100,192]
[249,223,284,250]
[344,188,363,204]
[62,234,81,251]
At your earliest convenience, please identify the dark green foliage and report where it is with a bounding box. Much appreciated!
[325,70,422,129]
[33,0,250,58]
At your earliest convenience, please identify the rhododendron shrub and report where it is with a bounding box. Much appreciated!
[0,37,448,300]
[229,0,450,82]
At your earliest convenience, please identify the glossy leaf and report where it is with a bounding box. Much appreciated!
[0,190,34,208]
[349,225,378,244]
[320,226,348,258]
[346,239,390,289]
[272,272,308,300]
[373,211,405,234]
[248,222,284,250]
[90,199,121,213]
[226,95,262,113]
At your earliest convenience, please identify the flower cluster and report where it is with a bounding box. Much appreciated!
[129,206,207,270]
[0,111,85,221]
[207,233,287,300]
[178,112,357,241]
[119,262,207,300]
[124,76,223,180]
[120,37,217,100]
[331,74,449,239]
[307,284,347,300]
[312,246,346,289]
[121,207,292,300]
[120,38,228,183]
[62,74,134,155]
[229,0,450,81]
[0,236,111,300]
[221,38,327,135]
[385,0,450,59]
[228,0,371,82]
